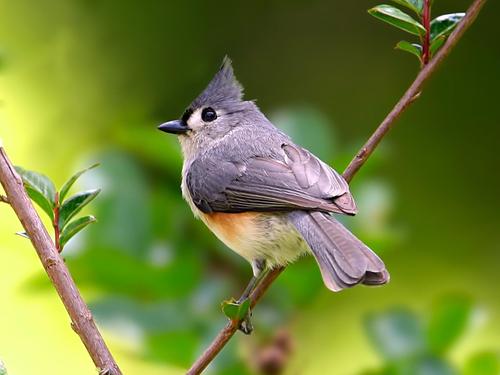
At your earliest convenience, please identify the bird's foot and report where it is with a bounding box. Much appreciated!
[238,307,253,335]
[221,297,253,335]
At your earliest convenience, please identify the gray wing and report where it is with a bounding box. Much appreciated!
[186,143,357,215]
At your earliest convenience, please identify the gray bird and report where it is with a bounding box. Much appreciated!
[158,58,389,333]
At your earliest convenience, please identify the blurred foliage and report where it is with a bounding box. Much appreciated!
[0,1,499,374]
[363,295,499,375]
[0,360,6,375]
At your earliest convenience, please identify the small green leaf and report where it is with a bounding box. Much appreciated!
[395,40,423,61]
[221,298,251,320]
[391,0,424,15]
[368,5,426,36]
[365,308,425,360]
[25,186,55,221]
[58,189,100,230]
[59,163,100,203]
[15,231,30,239]
[430,13,465,41]
[59,215,97,249]
[427,294,473,354]
[430,35,446,56]
[464,352,500,375]
[15,166,56,206]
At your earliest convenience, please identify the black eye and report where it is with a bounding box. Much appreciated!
[201,107,217,122]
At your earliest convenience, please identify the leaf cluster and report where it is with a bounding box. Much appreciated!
[369,0,465,64]
[15,164,100,251]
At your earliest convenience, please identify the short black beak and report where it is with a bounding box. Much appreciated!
[157,120,189,134]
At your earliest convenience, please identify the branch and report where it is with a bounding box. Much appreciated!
[0,146,122,375]
[187,0,487,373]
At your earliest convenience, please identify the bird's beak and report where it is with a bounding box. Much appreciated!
[157,120,189,134]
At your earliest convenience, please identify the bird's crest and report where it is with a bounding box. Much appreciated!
[191,56,244,109]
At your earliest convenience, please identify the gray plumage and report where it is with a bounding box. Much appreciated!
[159,57,389,292]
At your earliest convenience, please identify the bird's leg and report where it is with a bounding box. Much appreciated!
[237,259,268,335]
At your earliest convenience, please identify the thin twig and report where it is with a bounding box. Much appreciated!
[0,147,122,375]
[187,0,486,373]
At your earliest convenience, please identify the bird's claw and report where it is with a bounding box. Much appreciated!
[238,309,253,335]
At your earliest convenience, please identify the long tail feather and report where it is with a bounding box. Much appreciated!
[289,211,389,292]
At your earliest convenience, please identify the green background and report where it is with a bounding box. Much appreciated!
[0,1,498,374]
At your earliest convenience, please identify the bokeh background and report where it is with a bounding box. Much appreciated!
[0,1,499,374]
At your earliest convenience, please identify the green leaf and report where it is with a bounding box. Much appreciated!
[368,5,426,36]
[365,308,425,360]
[430,35,446,56]
[25,186,55,221]
[59,163,99,203]
[395,40,423,60]
[430,13,465,41]
[464,352,500,375]
[0,359,7,375]
[391,0,424,15]
[221,298,250,320]
[427,294,473,354]
[15,166,56,206]
[59,215,96,249]
[58,189,100,230]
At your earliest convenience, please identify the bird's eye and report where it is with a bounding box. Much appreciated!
[201,107,217,122]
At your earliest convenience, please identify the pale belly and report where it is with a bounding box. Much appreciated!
[200,211,310,269]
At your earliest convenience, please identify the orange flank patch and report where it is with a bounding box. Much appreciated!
[202,212,259,250]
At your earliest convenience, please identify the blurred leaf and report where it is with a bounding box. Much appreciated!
[146,331,199,367]
[58,189,100,229]
[59,163,99,202]
[414,356,457,375]
[391,0,424,15]
[25,186,55,221]
[15,231,29,239]
[82,152,152,255]
[271,107,337,161]
[427,294,473,354]
[59,215,96,249]
[0,360,7,375]
[430,13,465,41]
[365,309,425,360]
[464,352,500,375]
[15,166,56,217]
[395,41,423,60]
[430,36,446,57]
[221,298,250,320]
[368,5,426,36]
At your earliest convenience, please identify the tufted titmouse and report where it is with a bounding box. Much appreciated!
[158,58,389,331]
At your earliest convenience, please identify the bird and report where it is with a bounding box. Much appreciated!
[158,57,389,333]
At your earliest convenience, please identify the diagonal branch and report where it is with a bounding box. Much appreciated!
[0,146,122,375]
[187,0,487,373]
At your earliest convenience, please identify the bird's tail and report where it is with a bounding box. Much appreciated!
[289,211,389,292]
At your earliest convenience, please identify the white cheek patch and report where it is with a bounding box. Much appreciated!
[187,108,204,131]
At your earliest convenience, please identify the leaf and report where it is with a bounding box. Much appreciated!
[368,5,426,36]
[365,308,425,360]
[15,166,56,209]
[221,299,250,320]
[59,215,96,249]
[395,40,423,60]
[0,360,7,375]
[427,294,473,354]
[464,352,500,375]
[430,13,465,41]
[58,189,100,230]
[15,231,29,239]
[430,35,446,56]
[25,186,55,221]
[59,163,100,203]
[391,0,424,15]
